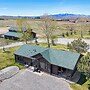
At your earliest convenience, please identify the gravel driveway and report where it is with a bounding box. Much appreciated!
[0,69,72,90]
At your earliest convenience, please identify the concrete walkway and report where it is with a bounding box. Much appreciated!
[0,42,24,49]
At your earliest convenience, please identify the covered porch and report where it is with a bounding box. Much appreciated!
[15,54,77,79]
[51,64,77,78]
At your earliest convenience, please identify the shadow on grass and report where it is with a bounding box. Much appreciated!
[77,74,87,85]
[3,51,11,53]
[88,84,90,90]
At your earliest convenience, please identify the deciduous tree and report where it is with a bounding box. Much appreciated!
[40,14,58,47]
[17,18,32,44]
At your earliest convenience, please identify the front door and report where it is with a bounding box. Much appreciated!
[40,61,50,73]
[52,65,58,75]
[40,62,45,70]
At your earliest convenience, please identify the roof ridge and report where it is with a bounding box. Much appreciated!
[40,48,51,63]
[48,49,57,64]
[46,49,51,62]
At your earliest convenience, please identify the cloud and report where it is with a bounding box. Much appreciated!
[0,7,8,10]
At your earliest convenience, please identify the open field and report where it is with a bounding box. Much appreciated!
[0,27,9,34]
[0,19,90,39]
[0,20,16,27]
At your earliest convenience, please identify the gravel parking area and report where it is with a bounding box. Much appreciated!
[0,69,72,90]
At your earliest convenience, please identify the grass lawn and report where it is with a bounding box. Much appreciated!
[34,43,68,50]
[70,84,88,90]
[0,43,68,70]
[83,80,90,90]
[70,74,90,90]
[0,46,25,70]
[0,38,20,46]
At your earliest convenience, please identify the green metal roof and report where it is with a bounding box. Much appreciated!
[41,49,80,70]
[14,44,47,58]
[9,27,18,31]
[14,44,80,70]
[9,27,27,32]
[4,32,22,37]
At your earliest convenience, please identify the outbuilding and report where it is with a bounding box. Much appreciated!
[4,27,37,40]
[4,32,22,40]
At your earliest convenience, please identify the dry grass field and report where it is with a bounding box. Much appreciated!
[0,27,9,34]
[0,19,90,38]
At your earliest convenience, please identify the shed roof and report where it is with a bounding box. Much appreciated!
[9,27,27,32]
[9,27,18,31]
[4,32,22,37]
[14,44,80,70]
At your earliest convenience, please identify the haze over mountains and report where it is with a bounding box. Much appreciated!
[50,13,90,19]
[0,13,90,19]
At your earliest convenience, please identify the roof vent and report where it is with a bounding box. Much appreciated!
[33,49,37,52]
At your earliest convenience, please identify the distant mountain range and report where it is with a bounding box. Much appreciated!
[0,13,90,19]
[50,13,90,19]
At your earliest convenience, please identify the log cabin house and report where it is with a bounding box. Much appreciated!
[14,44,81,78]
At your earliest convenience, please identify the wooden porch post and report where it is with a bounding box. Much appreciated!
[71,68,77,77]
[50,64,52,75]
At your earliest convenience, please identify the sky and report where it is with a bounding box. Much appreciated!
[0,0,90,16]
